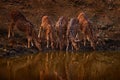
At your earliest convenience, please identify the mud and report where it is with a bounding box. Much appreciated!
[0,29,120,58]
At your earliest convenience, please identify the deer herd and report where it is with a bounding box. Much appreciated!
[8,10,102,51]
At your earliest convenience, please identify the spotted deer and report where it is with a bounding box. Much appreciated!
[77,12,98,50]
[8,10,41,51]
[66,18,80,51]
[55,16,68,50]
[38,16,55,49]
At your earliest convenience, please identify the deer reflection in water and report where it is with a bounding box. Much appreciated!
[6,55,33,80]
[6,53,64,80]
[2,51,120,80]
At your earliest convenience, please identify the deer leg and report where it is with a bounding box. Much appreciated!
[71,39,78,51]
[56,38,59,49]
[50,36,54,49]
[38,27,41,38]
[8,26,11,38]
[66,38,69,51]
[60,42,63,50]
[11,27,15,37]
[59,40,63,50]
[83,36,86,46]
[51,42,54,49]
[59,37,63,50]
[87,36,96,50]
[89,37,96,50]
[50,33,54,49]
[71,43,74,51]
[90,41,96,50]
[27,37,32,48]
[90,39,96,50]
[47,40,49,48]
[8,22,15,38]
[46,34,49,48]
[31,41,34,47]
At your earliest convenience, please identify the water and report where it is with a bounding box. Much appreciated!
[0,51,120,80]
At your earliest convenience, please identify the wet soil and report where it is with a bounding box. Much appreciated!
[0,29,120,58]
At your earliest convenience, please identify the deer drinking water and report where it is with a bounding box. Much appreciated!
[77,12,98,50]
[55,16,68,50]
[66,18,80,51]
[38,16,55,49]
[8,10,41,51]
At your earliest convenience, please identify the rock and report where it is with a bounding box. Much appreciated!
[97,14,113,30]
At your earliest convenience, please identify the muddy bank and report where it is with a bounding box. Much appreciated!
[0,30,120,58]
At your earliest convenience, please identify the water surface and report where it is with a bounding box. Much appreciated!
[0,51,120,80]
